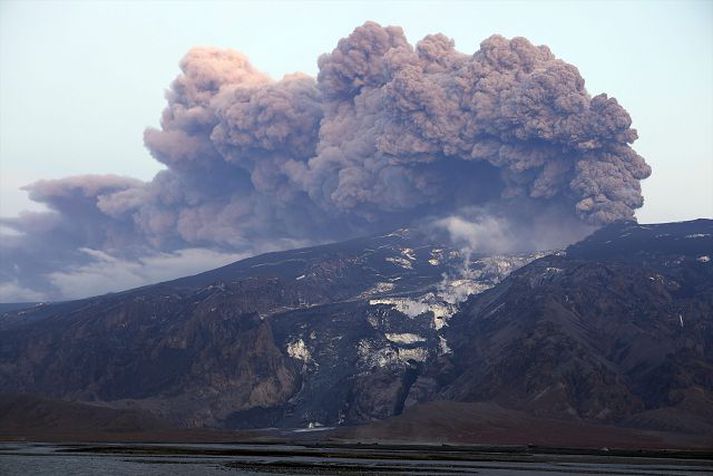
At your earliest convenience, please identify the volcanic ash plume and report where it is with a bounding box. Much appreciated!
[1,22,651,299]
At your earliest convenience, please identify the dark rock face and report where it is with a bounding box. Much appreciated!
[1,220,711,434]
[0,230,497,427]
[432,220,713,432]
[0,292,299,426]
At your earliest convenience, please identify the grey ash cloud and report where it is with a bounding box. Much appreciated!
[0,22,651,300]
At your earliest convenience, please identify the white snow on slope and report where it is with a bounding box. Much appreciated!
[385,332,426,344]
[371,251,549,329]
[360,282,397,298]
[439,336,452,355]
[401,247,417,261]
[287,339,312,363]
[357,339,429,368]
[386,256,413,269]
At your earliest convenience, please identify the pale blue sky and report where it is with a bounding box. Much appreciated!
[1,0,711,223]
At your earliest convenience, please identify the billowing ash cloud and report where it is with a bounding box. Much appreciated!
[0,22,650,300]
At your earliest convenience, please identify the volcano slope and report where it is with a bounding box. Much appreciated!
[0,229,542,428]
[0,220,711,442]
[419,219,713,437]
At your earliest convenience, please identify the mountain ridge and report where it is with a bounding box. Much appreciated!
[1,219,711,440]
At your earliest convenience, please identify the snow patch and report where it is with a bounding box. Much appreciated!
[383,228,409,238]
[251,258,304,268]
[358,340,399,368]
[438,336,452,355]
[370,294,458,330]
[370,297,435,318]
[400,247,416,261]
[361,282,396,297]
[397,347,428,362]
[357,339,428,367]
[428,248,444,266]
[441,279,491,304]
[386,256,413,269]
[385,332,425,344]
[287,338,312,363]
[369,252,547,329]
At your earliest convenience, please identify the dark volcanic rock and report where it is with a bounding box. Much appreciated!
[0,229,495,427]
[1,220,711,435]
[432,220,713,431]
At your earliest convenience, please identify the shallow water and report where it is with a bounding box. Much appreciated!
[0,442,710,475]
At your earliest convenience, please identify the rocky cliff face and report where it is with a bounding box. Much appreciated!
[1,220,711,433]
[428,219,713,434]
[0,229,537,427]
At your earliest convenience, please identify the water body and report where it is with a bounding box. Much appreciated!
[1,442,711,475]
